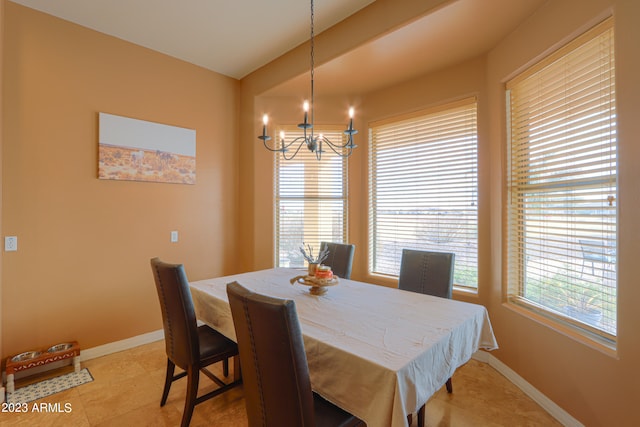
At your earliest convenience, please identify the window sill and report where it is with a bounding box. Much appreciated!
[453,285,479,298]
[364,272,480,298]
[363,272,399,289]
[503,301,618,359]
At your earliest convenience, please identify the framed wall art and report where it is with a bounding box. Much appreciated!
[98,112,196,184]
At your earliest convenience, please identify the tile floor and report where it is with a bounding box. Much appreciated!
[1,340,561,426]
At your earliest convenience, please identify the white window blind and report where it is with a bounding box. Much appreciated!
[506,18,617,340]
[369,99,478,287]
[275,126,348,268]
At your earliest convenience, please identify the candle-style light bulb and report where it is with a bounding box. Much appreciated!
[261,114,269,139]
[280,131,285,140]
[303,101,309,125]
[348,107,354,131]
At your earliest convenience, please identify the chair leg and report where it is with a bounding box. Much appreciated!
[181,366,199,427]
[161,359,175,406]
[223,357,229,377]
[445,377,453,393]
[233,355,242,382]
[417,404,425,427]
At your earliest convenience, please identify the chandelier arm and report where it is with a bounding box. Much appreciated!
[264,133,313,155]
[319,135,355,158]
[322,134,357,149]
[282,137,308,161]
[262,139,283,153]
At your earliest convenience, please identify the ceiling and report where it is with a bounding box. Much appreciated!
[9,0,375,79]
[10,0,547,94]
[267,0,548,96]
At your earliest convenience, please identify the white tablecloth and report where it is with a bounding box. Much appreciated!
[190,268,498,427]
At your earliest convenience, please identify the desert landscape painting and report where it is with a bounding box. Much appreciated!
[98,113,196,184]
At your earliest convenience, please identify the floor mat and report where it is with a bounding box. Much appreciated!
[7,368,93,404]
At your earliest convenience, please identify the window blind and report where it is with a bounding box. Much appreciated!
[275,127,348,268]
[369,99,478,287]
[506,18,617,340]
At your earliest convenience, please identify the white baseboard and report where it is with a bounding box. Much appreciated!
[476,351,584,427]
[78,329,164,362]
[471,349,491,363]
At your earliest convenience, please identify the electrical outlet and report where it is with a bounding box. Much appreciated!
[5,236,18,252]
[170,231,179,243]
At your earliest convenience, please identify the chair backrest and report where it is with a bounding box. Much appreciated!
[398,249,455,299]
[579,239,609,262]
[150,257,199,369]
[320,242,355,279]
[226,282,315,427]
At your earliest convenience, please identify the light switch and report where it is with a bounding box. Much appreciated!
[170,231,179,243]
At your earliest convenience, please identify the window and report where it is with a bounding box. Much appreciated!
[506,19,617,341]
[275,126,348,268]
[369,99,478,287]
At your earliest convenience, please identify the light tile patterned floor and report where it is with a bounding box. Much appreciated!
[1,340,561,426]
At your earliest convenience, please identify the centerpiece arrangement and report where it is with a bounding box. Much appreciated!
[290,243,339,295]
[299,243,329,275]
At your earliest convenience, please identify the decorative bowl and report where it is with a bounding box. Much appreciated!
[291,275,339,295]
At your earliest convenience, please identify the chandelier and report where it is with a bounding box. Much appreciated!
[258,0,358,160]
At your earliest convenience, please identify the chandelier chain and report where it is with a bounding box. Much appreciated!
[310,0,315,130]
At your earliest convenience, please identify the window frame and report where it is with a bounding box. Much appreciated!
[368,98,479,289]
[274,125,349,268]
[505,18,617,345]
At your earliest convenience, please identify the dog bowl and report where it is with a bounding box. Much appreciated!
[47,343,75,353]
[11,351,42,362]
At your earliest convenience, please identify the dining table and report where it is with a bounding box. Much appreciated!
[189,267,498,427]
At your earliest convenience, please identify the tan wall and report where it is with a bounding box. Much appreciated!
[4,0,639,424]
[240,0,639,425]
[1,3,240,356]
[0,0,5,362]
[486,1,640,426]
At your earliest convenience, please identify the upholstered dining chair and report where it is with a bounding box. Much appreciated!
[398,249,455,301]
[398,249,455,427]
[226,281,366,427]
[320,242,355,279]
[150,258,241,427]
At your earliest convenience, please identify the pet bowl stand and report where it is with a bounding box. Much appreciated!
[5,341,80,393]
